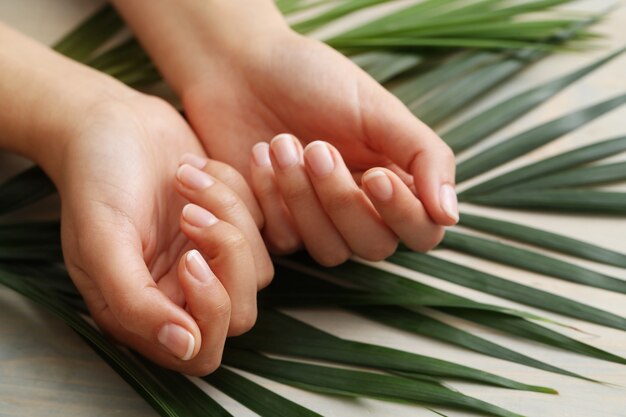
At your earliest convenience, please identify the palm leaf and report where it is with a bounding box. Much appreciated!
[456,93,626,183]
[443,48,625,153]
[354,306,596,380]
[230,309,556,392]
[1,2,626,417]
[464,189,626,214]
[462,134,626,195]
[267,262,626,366]
[388,252,626,331]
[510,161,626,190]
[222,348,525,417]
[440,230,626,294]
[206,367,323,417]
[459,212,626,268]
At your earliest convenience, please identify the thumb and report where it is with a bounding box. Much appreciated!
[361,82,459,225]
[176,249,231,375]
[82,229,202,362]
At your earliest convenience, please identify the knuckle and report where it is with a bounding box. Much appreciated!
[281,183,314,206]
[216,163,244,187]
[393,206,416,226]
[115,300,141,329]
[190,354,223,376]
[266,232,301,255]
[219,228,248,253]
[215,192,242,218]
[229,310,257,336]
[257,262,275,290]
[315,247,351,267]
[411,227,445,252]
[438,143,456,162]
[210,297,232,319]
[358,239,398,262]
[324,189,359,214]
[253,177,276,199]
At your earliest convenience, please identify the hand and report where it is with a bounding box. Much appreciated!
[111,1,457,263]
[0,21,272,375]
[182,33,456,263]
[57,94,272,375]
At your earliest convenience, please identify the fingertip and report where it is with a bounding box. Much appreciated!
[362,169,394,202]
[176,164,215,190]
[157,322,197,361]
[439,183,459,225]
[251,142,272,168]
[185,249,215,283]
[303,141,336,178]
[270,133,302,169]
[182,203,219,229]
[180,153,208,170]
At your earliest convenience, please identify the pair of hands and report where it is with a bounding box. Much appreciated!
[58,31,456,375]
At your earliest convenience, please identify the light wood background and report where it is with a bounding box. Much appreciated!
[1,1,625,416]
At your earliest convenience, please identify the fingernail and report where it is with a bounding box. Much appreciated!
[183,204,218,227]
[271,134,299,169]
[186,249,214,283]
[252,142,271,167]
[180,153,207,170]
[304,141,335,178]
[177,164,214,190]
[440,184,459,223]
[363,170,393,201]
[158,323,195,361]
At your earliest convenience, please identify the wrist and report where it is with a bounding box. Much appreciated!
[0,23,138,184]
[112,0,292,94]
[31,74,138,185]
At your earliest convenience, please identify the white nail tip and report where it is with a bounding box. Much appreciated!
[182,331,195,361]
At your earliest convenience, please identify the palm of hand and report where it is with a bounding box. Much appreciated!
[59,96,205,355]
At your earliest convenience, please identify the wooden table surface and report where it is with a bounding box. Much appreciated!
[1,1,625,416]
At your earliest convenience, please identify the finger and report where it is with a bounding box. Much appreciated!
[78,223,201,362]
[303,141,397,261]
[180,203,257,336]
[361,86,459,225]
[176,249,231,375]
[180,153,264,229]
[269,134,351,267]
[362,168,444,252]
[73,251,231,376]
[250,142,302,254]
[175,162,274,289]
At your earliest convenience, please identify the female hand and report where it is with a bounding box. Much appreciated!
[0,21,273,373]
[249,135,445,265]
[113,1,458,264]
[57,94,273,375]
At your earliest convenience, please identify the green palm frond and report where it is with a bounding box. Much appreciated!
[2,1,626,417]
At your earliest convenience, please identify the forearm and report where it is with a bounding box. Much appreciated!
[0,23,133,179]
[110,0,289,94]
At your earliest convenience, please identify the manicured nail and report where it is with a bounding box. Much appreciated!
[363,170,393,201]
[186,249,214,283]
[177,164,214,190]
[158,323,195,361]
[440,183,459,223]
[271,134,299,169]
[252,142,271,167]
[180,153,207,170]
[304,141,335,178]
[183,204,218,227]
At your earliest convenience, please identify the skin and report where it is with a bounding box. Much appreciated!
[0,23,271,375]
[1,0,459,375]
[113,0,459,266]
